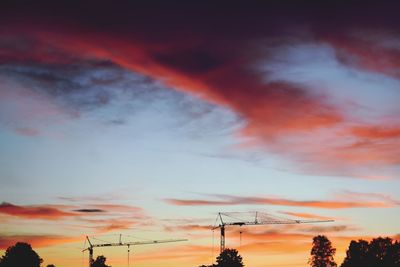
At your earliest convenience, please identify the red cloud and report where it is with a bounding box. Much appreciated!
[0,202,147,225]
[323,34,400,78]
[351,126,400,139]
[0,202,75,219]
[1,1,400,178]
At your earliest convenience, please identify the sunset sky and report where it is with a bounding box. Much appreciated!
[1,1,400,266]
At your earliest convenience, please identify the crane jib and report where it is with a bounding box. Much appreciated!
[213,212,334,253]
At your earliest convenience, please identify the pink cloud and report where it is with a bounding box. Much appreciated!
[165,192,399,209]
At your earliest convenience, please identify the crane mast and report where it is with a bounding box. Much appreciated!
[212,212,334,253]
[82,235,187,267]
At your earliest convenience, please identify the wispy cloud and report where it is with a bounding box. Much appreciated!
[73,209,105,213]
[165,192,399,209]
[0,201,148,229]
[279,211,334,221]
[164,224,212,233]
[0,202,75,220]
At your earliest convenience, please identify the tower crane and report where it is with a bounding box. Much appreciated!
[82,235,187,267]
[212,212,334,253]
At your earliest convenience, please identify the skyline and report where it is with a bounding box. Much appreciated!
[1,1,400,266]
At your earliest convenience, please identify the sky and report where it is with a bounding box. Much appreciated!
[0,1,400,266]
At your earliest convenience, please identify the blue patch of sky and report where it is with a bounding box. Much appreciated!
[260,43,400,122]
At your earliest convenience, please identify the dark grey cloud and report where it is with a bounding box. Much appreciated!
[73,209,106,213]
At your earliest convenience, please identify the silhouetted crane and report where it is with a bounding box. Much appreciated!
[83,234,187,267]
[212,212,334,253]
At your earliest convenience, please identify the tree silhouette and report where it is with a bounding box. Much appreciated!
[392,240,400,266]
[0,242,43,267]
[309,235,337,267]
[46,265,56,267]
[341,237,400,267]
[341,239,369,267]
[367,237,399,267]
[199,249,243,267]
[216,249,244,267]
[91,255,111,267]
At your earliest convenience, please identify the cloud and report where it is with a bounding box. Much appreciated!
[0,234,81,249]
[130,244,211,263]
[335,191,400,206]
[1,1,400,177]
[73,209,105,213]
[164,224,212,233]
[0,202,75,220]
[279,211,334,221]
[69,202,150,233]
[0,201,148,230]
[58,195,118,203]
[79,218,145,233]
[89,204,144,213]
[351,126,400,139]
[165,192,399,209]
[78,211,152,233]
[165,199,228,206]
[299,225,359,233]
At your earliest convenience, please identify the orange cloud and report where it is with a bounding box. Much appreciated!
[0,234,81,249]
[80,217,151,233]
[0,201,149,235]
[351,126,400,139]
[164,224,212,232]
[131,244,212,264]
[165,193,397,209]
[279,211,334,221]
[0,202,75,220]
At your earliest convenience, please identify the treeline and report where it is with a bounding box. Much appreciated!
[310,235,400,267]
[199,235,400,267]
[0,242,110,267]
[0,242,54,267]
[1,235,399,267]
[340,237,400,267]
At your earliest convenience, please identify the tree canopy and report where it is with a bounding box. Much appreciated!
[199,248,244,267]
[216,249,244,267]
[341,239,369,267]
[91,255,111,267]
[341,237,400,267]
[309,235,337,267]
[0,242,43,267]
